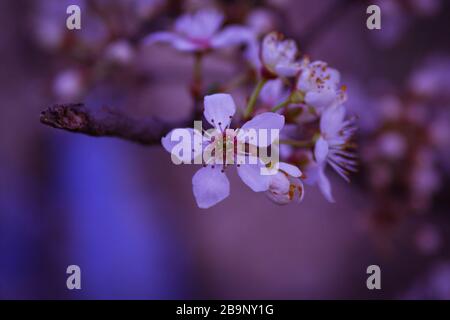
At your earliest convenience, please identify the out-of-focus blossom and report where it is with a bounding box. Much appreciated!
[376,132,407,160]
[104,40,135,65]
[409,56,450,98]
[260,32,301,78]
[314,105,357,182]
[162,93,285,208]
[402,262,450,299]
[410,0,442,16]
[430,111,450,172]
[144,8,255,52]
[409,147,441,210]
[33,0,108,51]
[246,9,277,36]
[297,60,346,113]
[371,0,408,48]
[344,80,379,133]
[415,224,442,255]
[266,162,304,205]
[53,69,85,100]
[378,94,403,121]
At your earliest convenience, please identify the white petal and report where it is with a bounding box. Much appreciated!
[292,177,305,203]
[261,32,299,76]
[269,171,290,194]
[242,112,285,131]
[161,128,202,163]
[237,164,270,192]
[244,38,261,71]
[305,90,337,111]
[175,9,223,40]
[241,112,284,147]
[211,26,256,48]
[204,93,236,130]
[261,32,279,69]
[143,31,199,51]
[314,137,329,164]
[260,79,286,106]
[274,63,301,77]
[320,104,346,136]
[192,166,230,209]
[317,167,335,203]
[279,162,302,177]
[175,8,223,40]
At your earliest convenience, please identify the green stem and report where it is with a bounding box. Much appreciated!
[244,78,267,119]
[272,98,291,112]
[280,139,314,148]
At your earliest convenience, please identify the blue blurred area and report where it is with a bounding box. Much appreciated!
[55,135,192,299]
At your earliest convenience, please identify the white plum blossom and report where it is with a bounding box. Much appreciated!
[260,32,301,78]
[144,8,255,52]
[266,162,304,205]
[162,93,285,208]
[297,60,347,113]
[314,105,357,182]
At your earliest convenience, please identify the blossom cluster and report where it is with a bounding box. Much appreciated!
[147,8,357,208]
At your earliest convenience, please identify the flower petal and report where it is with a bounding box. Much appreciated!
[320,104,346,136]
[291,177,305,203]
[237,164,271,192]
[241,112,284,147]
[192,166,230,209]
[314,136,329,164]
[259,79,286,106]
[176,9,223,40]
[274,63,301,77]
[204,93,236,130]
[211,25,256,48]
[162,128,203,163]
[305,89,337,111]
[279,162,302,177]
[242,112,285,131]
[317,167,335,203]
[143,31,199,51]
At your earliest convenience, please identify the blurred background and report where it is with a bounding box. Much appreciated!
[1,0,450,299]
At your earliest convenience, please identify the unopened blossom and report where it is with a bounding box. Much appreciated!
[162,93,285,208]
[144,8,255,52]
[297,60,347,113]
[314,105,357,182]
[260,32,301,78]
[266,162,304,205]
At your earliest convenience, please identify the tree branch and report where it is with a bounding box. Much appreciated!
[40,103,193,146]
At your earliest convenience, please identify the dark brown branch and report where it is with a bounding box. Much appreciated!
[40,103,194,146]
